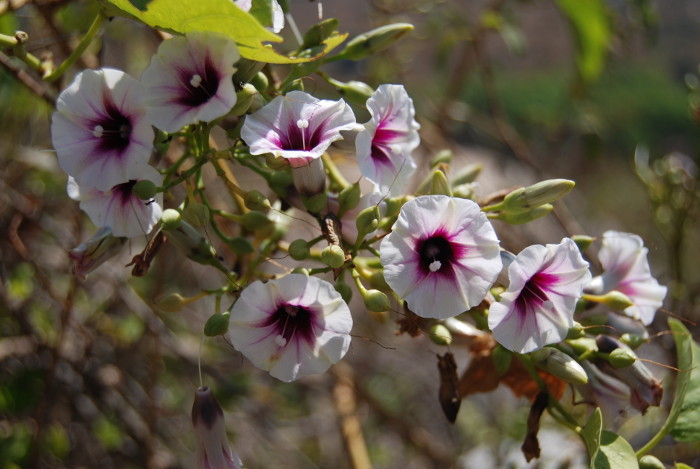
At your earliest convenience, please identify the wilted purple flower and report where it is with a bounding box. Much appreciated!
[192,386,243,469]
[227,274,353,382]
[241,91,356,168]
[67,166,163,238]
[141,31,239,133]
[380,195,502,319]
[356,84,420,196]
[51,68,154,191]
[488,238,591,353]
[69,227,126,279]
[586,231,667,325]
[578,361,632,428]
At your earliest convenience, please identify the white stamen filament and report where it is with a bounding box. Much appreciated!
[274,335,287,347]
[296,119,309,149]
[429,260,442,272]
[190,74,203,88]
[92,125,104,138]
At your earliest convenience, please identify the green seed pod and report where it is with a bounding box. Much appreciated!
[230,83,257,116]
[133,180,157,200]
[368,271,390,292]
[182,203,210,227]
[291,267,310,276]
[638,455,665,469]
[282,78,304,93]
[288,239,310,261]
[321,245,346,268]
[608,347,637,368]
[161,208,182,230]
[338,182,362,215]
[230,236,254,254]
[333,23,414,61]
[566,322,585,340]
[429,324,452,346]
[204,311,231,337]
[496,204,554,224]
[502,179,575,213]
[355,205,380,237]
[250,72,269,93]
[599,290,635,311]
[269,170,293,196]
[452,163,483,186]
[452,183,477,200]
[327,78,374,106]
[244,190,271,211]
[363,289,390,313]
[302,192,327,214]
[620,333,646,350]
[334,281,352,303]
[155,293,186,312]
[241,211,272,231]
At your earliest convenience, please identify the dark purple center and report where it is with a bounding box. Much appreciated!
[514,272,557,319]
[370,125,401,169]
[176,55,221,108]
[91,100,132,155]
[113,180,137,204]
[281,120,326,152]
[415,230,466,279]
[262,303,317,347]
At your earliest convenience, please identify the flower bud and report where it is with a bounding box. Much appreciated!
[192,386,243,469]
[355,205,380,239]
[638,455,665,469]
[501,179,575,213]
[321,245,346,268]
[162,217,219,266]
[229,83,257,116]
[293,158,326,196]
[250,72,269,93]
[608,347,637,368]
[571,234,594,252]
[266,154,289,170]
[69,227,125,280]
[269,170,293,196]
[585,290,635,311]
[230,236,254,254]
[204,312,231,337]
[452,163,483,186]
[132,180,157,200]
[291,267,310,276]
[530,347,588,385]
[338,182,362,215]
[302,192,328,214]
[288,239,310,260]
[495,204,553,224]
[567,337,598,355]
[182,203,210,227]
[566,322,585,340]
[241,211,272,231]
[369,271,391,292]
[161,208,182,230]
[430,149,452,168]
[363,289,390,313]
[156,292,186,312]
[281,78,304,93]
[243,190,271,211]
[429,324,452,346]
[620,333,646,349]
[334,281,352,303]
[333,23,414,61]
[430,169,452,196]
[452,183,477,200]
[326,77,374,106]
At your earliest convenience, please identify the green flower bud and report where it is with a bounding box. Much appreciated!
[291,267,310,276]
[429,324,452,346]
[244,190,271,211]
[620,333,646,349]
[269,170,293,196]
[430,149,452,168]
[566,322,585,340]
[492,344,513,376]
[383,196,409,218]
[161,208,182,230]
[327,78,374,106]
[302,192,327,214]
[282,78,304,93]
[495,204,553,224]
[133,180,157,200]
[162,217,218,265]
[530,347,588,385]
[452,163,483,186]
[230,83,257,116]
[363,289,390,313]
[452,183,477,200]
[248,93,265,113]
[369,271,391,292]
[608,347,637,368]
[638,455,665,469]
[338,182,362,215]
[321,244,346,268]
[250,72,269,93]
[355,205,380,237]
[430,170,452,196]
[571,234,594,252]
[567,337,599,354]
[334,281,352,303]
[332,23,414,61]
[266,154,289,170]
[596,290,635,311]
[502,179,575,213]
[155,292,186,312]
[288,239,310,260]
[241,211,272,231]
[204,311,231,337]
[182,203,210,227]
[230,236,254,254]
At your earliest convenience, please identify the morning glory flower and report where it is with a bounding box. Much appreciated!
[69,227,126,279]
[488,238,591,354]
[67,165,163,238]
[356,84,420,196]
[241,90,356,168]
[586,230,667,325]
[227,274,353,382]
[51,68,154,191]
[192,386,243,469]
[380,195,502,319]
[141,31,239,133]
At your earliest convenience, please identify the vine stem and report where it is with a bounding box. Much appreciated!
[45,13,106,82]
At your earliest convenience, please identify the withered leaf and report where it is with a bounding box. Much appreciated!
[126,231,165,277]
[396,303,423,337]
[521,391,549,462]
[437,352,462,423]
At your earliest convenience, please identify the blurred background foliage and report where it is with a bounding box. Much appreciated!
[1,0,699,468]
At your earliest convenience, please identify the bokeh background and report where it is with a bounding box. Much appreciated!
[1,0,699,468]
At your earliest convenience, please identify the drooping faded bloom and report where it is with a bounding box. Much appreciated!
[69,227,126,279]
[241,91,356,168]
[227,274,353,382]
[51,68,154,191]
[67,165,163,238]
[141,31,239,133]
[380,195,502,319]
[586,231,667,325]
[577,361,632,428]
[192,386,243,469]
[356,84,420,196]
[488,238,591,354]
[234,0,285,33]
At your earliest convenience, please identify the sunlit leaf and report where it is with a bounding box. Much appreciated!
[581,407,603,458]
[669,325,699,441]
[594,431,638,469]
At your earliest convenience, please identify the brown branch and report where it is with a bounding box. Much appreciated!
[0,50,56,103]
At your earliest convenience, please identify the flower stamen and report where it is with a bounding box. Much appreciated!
[190,74,203,88]
[296,119,309,150]
[429,259,442,272]
[92,125,104,138]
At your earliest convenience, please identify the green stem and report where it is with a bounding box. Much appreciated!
[45,13,105,82]
[322,153,350,189]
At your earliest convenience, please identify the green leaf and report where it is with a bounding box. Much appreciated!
[100,0,342,63]
[670,330,699,441]
[556,0,611,84]
[582,409,638,468]
[675,464,693,469]
[249,0,274,30]
[636,318,694,456]
[581,407,603,458]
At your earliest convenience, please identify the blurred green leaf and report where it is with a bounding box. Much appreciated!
[114,314,145,344]
[0,421,33,466]
[582,408,637,468]
[581,408,602,458]
[94,417,124,450]
[45,423,71,459]
[670,332,699,441]
[7,263,35,302]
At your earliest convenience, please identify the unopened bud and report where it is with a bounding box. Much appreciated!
[369,271,391,292]
[156,292,186,312]
[291,267,310,276]
[383,196,409,218]
[230,83,257,116]
[530,347,588,385]
[326,77,374,106]
[452,183,477,200]
[301,18,340,49]
[244,190,271,211]
[608,347,637,368]
[338,182,362,215]
[495,204,553,224]
[492,344,512,376]
[250,72,269,93]
[571,235,594,252]
[133,180,157,200]
[269,170,293,196]
[355,205,380,238]
[430,170,452,196]
[333,23,414,61]
[230,236,254,254]
[69,227,125,280]
[502,179,575,213]
[334,281,352,303]
[620,333,646,349]
[282,78,304,93]
[638,455,665,469]
[266,154,289,170]
[363,289,390,313]
[161,208,182,230]
[567,337,599,354]
[566,322,585,340]
[584,290,634,311]
[162,217,218,265]
[429,324,452,346]
[204,311,231,337]
[182,203,210,227]
[192,386,243,469]
[288,239,310,260]
[430,149,452,168]
[241,211,272,231]
[452,163,483,186]
[321,244,346,268]
[302,192,327,213]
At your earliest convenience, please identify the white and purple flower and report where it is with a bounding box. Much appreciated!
[51,68,154,191]
[141,31,239,133]
[380,195,502,319]
[69,227,126,279]
[586,231,667,325]
[241,90,356,168]
[67,165,163,238]
[356,84,420,196]
[192,386,243,469]
[488,238,591,354]
[227,274,353,382]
